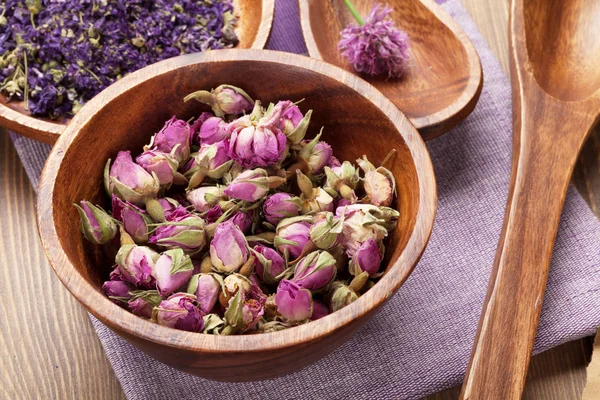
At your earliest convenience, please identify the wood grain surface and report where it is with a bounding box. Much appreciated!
[0,0,597,398]
[299,0,483,139]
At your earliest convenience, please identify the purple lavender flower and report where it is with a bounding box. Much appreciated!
[338,4,410,78]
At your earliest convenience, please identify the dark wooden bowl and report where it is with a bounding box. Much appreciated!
[299,0,483,140]
[37,49,437,381]
[0,0,274,144]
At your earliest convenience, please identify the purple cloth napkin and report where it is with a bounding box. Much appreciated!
[9,0,600,398]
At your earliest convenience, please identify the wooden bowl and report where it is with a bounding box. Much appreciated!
[0,0,275,144]
[37,49,437,381]
[299,0,483,140]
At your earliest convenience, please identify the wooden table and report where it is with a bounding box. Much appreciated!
[0,1,596,399]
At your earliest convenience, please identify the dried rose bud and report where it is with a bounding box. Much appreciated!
[299,133,333,175]
[152,293,204,332]
[309,212,344,250]
[223,168,270,202]
[148,116,191,163]
[364,169,395,207]
[292,250,337,291]
[102,280,132,300]
[106,151,160,206]
[275,279,313,322]
[190,112,214,145]
[187,186,223,212]
[156,197,180,219]
[136,150,180,187]
[253,244,288,284]
[198,116,229,145]
[185,141,233,189]
[115,244,160,289]
[74,201,117,245]
[262,193,302,226]
[336,204,395,256]
[273,216,313,260]
[120,202,151,243]
[127,290,163,318]
[187,273,223,314]
[227,111,287,168]
[149,208,207,254]
[329,281,359,312]
[277,100,304,134]
[205,205,224,223]
[210,221,249,273]
[323,161,360,199]
[296,170,335,214]
[220,273,253,308]
[242,298,264,331]
[349,239,382,277]
[311,300,329,320]
[185,84,254,117]
[153,249,194,296]
[230,211,253,234]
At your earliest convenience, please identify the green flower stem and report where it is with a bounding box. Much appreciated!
[342,0,365,26]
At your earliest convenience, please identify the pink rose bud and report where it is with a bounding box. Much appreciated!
[311,300,329,320]
[296,170,335,214]
[156,197,180,219]
[277,100,304,134]
[309,212,344,250]
[187,186,223,212]
[230,211,253,234]
[253,244,288,284]
[223,168,270,202]
[74,201,118,245]
[349,239,382,277]
[149,207,207,254]
[329,281,359,312]
[323,161,360,198]
[185,141,233,189]
[135,150,179,187]
[262,193,301,226]
[292,250,337,291]
[227,112,287,168]
[198,117,230,145]
[121,202,151,243]
[364,169,395,207]
[107,151,160,206]
[184,84,254,117]
[127,290,163,318]
[205,205,224,223]
[299,133,333,175]
[242,298,264,331]
[187,273,223,314]
[152,292,204,332]
[210,221,249,273]
[275,279,313,322]
[149,116,191,163]
[335,204,397,256]
[153,249,194,296]
[190,112,214,145]
[115,244,160,289]
[329,156,341,169]
[102,280,132,300]
[274,216,312,260]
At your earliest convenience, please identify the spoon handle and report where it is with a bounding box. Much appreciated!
[459,82,597,398]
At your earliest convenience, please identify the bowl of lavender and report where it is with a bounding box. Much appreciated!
[0,0,274,143]
[37,49,436,381]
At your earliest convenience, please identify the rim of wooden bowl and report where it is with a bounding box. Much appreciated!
[0,0,275,145]
[37,49,437,354]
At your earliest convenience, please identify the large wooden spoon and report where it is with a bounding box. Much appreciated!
[460,0,600,398]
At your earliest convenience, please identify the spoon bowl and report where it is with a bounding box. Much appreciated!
[299,0,483,139]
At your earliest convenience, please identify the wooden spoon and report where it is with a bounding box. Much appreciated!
[0,0,275,144]
[299,0,483,140]
[460,0,600,398]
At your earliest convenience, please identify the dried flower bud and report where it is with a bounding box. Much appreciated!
[329,281,359,312]
[106,151,160,206]
[292,250,337,291]
[102,279,132,301]
[120,202,151,243]
[148,116,191,163]
[273,216,313,260]
[323,161,360,199]
[297,170,335,214]
[198,117,229,145]
[262,193,302,226]
[275,279,313,322]
[349,239,383,277]
[223,168,270,202]
[74,201,117,245]
[127,290,163,318]
[115,244,160,289]
[149,208,207,254]
[210,221,249,273]
[252,244,289,284]
[153,249,194,296]
[336,204,396,256]
[309,212,344,250]
[230,210,253,234]
[299,133,333,175]
[156,197,180,219]
[152,293,204,332]
[220,273,253,309]
[185,84,254,117]
[277,100,304,134]
[187,273,223,314]
[311,300,329,320]
[135,150,180,187]
[187,186,223,212]
[185,141,233,189]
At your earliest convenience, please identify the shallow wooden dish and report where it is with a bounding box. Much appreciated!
[299,0,483,140]
[0,0,275,144]
[37,49,437,381]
